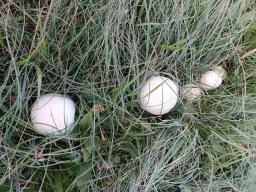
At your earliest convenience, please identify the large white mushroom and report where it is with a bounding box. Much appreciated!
[139,75,179,115]
[30,93,76,135]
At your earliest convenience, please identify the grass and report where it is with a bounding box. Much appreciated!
[0,0,256,191]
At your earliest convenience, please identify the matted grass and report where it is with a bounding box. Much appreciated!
[0,0,256,191]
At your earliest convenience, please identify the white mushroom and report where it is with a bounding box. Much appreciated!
[139,76,179,115]
[199,67,226,91]
[30,93,76,135]
[180,84,202,101]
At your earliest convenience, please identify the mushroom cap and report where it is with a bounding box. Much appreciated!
[180,84,202,101]
[30,93,76,135]
[199,71,223,90]
[139,76,179,115]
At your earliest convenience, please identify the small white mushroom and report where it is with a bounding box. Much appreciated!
[180,84,202,101]
[30,93,76,135]
[199,67,226,91]
[139,75,179,115]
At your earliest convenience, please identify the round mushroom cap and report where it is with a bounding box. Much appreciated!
[180,84,202,101]
[30,94,76,135]
[139,76,179,115]
[199,71,223,91]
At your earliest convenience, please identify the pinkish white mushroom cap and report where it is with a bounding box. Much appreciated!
[30,94,76,135]
[199,71,223,91]
[139,76,179,115]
